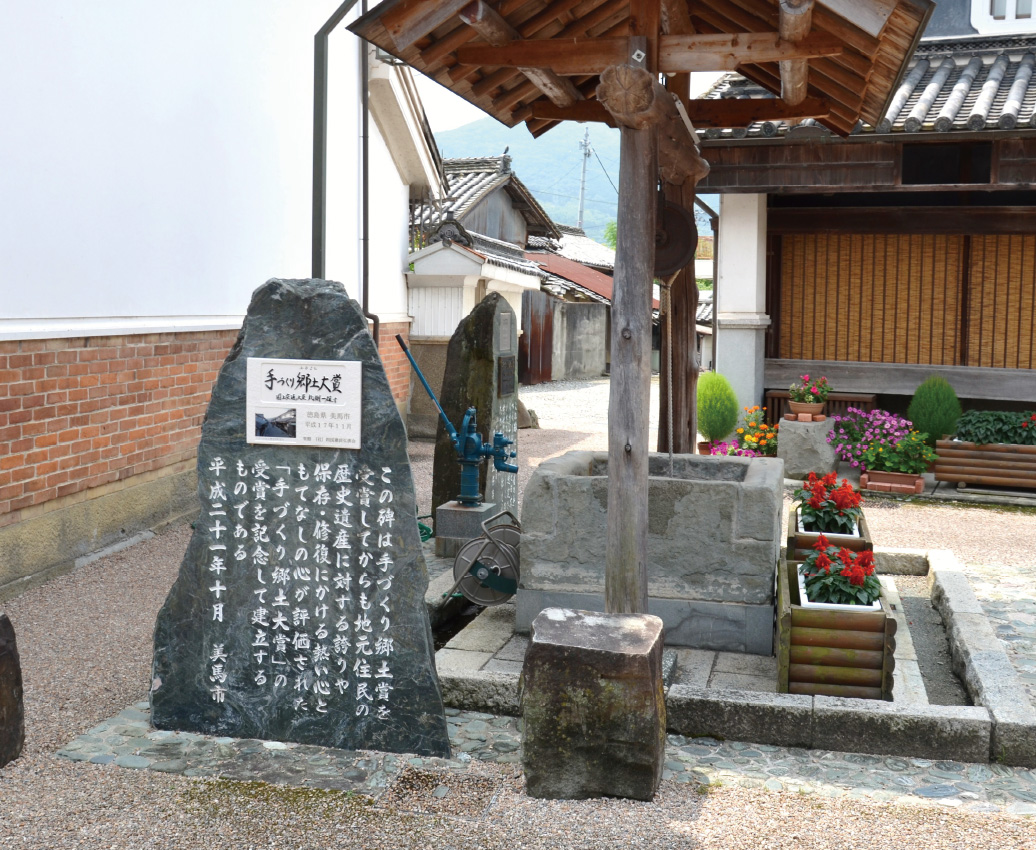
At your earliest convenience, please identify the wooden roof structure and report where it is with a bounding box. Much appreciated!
[351,0,933,138]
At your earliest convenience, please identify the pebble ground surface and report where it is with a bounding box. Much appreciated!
[5,377,1036,848]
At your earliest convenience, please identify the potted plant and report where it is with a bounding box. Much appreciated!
[787,472,872,563]
[908,375,962,448]
[696,372,739,454]
[793,471,864,534]
[859,431,936,494]
[713,405,780,457]
[934,409,1036,490]
[787,374,831,416]
[826,407,911,471]
[798,534,880,609]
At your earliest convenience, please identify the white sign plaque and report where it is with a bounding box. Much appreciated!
[246,357,362,449]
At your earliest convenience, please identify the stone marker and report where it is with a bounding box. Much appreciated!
[0,613,25,768]
[151,279,450,758]
[433,293,519,531]
[776,418,836,480]
[522,608,665,801]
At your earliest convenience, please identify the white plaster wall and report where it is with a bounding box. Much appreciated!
[716,194,767,314]
[0,2,411,336]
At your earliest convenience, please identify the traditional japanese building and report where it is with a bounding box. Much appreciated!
[702,0,1036,412]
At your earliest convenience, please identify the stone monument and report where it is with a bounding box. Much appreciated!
[432,293,519,555]
[151,279,450,758]
[522,608,666,800]
[0,614,24,768]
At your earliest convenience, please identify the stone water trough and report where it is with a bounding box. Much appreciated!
[516,452,783,654]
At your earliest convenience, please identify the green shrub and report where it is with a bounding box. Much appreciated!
[861,431,937,474]
[908,376,962,446]
[696,372,739,443]
[955,410,1036,446]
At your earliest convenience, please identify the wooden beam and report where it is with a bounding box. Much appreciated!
[459,0,583,108]
[778,0,814,106]
[456,32,842,75]
[539,91,829,128]
[455,37,630,74]
[382,0,473,51]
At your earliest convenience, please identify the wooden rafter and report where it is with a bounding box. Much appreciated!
[459,0,584,108]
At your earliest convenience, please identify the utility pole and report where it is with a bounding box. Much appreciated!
[576,127,591,230]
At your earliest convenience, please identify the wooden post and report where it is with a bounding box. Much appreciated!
[605,122,657,614]
[658,73,701,455]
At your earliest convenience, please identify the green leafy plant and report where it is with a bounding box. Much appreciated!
[793,471,864,535]
[860,431,937,475]
[788,373,831,404]
[908,376,962,447]
[799,534,880,606]
[733,405,779,456]
[955,410,1036,446]
[696,372,739,443]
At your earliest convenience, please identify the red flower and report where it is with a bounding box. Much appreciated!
[856,550,876,576]
[813,533,830,551]
[815,552,832,573]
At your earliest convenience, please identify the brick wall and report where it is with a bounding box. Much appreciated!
[376,321,412,408]
[0,323,413,534]
[0,330,238,529]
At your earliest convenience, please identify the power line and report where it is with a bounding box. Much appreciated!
[592,147,619,194]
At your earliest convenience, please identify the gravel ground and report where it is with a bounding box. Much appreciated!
[3,376,1036,848]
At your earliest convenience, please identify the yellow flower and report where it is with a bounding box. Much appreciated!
[737,428,744,434]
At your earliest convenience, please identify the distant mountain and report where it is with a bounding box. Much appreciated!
[434,118,620,243]
[433,117,715,244]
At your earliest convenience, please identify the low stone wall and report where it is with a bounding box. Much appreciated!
[517,452,784,654]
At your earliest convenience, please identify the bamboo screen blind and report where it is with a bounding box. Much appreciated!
[968,235,1036,369]
[779,234,964,364]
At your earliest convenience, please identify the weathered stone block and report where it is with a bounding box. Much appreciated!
[434,500,499,558]
[812,697,991,763]
[777,419,836,480]
[522,609,665,801]
[519,452,782,653]
[666,686,813,748]
[0,614,25,768]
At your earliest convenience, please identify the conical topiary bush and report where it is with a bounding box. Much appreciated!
[696,372,739,445]
[908,375,962,447]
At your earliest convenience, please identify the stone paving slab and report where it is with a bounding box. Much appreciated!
[57,701,1036,817]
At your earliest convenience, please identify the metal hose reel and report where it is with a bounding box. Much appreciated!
[446,510,521,606]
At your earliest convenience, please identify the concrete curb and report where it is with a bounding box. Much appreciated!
[929,551,1036,767]
[433,550,1036,765]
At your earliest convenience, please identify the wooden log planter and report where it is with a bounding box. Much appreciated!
[859,470,924,495]
[786,504,873,565]
[933,440,1036,490]
[776,561,896,700]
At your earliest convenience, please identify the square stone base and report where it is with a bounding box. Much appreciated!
[435,501,498,558]
[515,589,774,655]
[522,609,665,801]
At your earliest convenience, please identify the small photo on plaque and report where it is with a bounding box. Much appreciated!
[254,408,297,440]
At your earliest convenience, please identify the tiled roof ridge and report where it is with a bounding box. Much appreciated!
[701,31,1036,140]
[442,156,511,173]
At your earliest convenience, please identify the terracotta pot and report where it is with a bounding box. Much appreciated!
[788,400,825,416]
[697,440,713,455]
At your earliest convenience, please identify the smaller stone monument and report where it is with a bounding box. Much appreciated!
[433,293,519,556]
[522,608,665,801]
[0,614,25,768]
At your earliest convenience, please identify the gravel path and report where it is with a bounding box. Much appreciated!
[3,376,1036,848]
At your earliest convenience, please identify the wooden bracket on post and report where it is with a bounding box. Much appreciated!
[597,63,708,187]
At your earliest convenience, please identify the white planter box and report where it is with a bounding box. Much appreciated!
[797,573,881,611]
[797,512,859,538]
